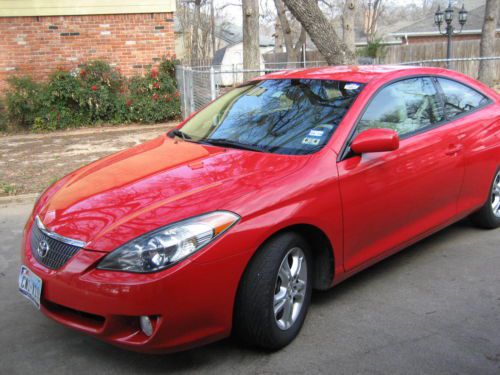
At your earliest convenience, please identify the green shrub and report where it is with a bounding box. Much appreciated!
[357,38,387,60]
[6,76,46,129]
[159,58,178,80]
[42,70,88,129]
[0,98,7,132]
[127,63,181,123]
[3,59,181,131]
[78,61,126,123]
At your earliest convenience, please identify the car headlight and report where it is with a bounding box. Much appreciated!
[97,211,240,273]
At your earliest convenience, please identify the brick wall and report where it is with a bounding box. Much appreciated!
[0,12,175,92]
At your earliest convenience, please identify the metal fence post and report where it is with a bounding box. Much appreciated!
[209,66,216,101]
[232,64,236,87]
[188,67,195,115]
[181,66,188,118]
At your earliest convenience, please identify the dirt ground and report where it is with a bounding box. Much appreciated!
[0,123,175,197]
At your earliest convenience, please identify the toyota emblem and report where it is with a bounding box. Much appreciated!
[37,240,50,258]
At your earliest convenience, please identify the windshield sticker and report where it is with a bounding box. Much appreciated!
[302,137,321,146]
[345,83,360,90]
[246,87,267,97]
[308,130,324,137]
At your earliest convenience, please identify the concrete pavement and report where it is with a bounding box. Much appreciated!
[1,201,499,374]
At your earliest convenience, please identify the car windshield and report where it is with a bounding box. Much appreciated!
[177,79,364,155]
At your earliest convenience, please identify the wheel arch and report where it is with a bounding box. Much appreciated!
[242,223,336,291]
[287,224,335,290]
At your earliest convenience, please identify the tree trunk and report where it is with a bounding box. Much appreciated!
[242,0,260,78]
[342,0,355,48]
[282,0,356,65]
[478,0,499,86]
[274,15,284,53]
[210,0,216,58]
[191,0,202,64]
[274,0,306,67]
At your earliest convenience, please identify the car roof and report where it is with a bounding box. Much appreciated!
[255,65,443,84]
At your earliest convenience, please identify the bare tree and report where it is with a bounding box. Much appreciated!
[274,0,306,66]
[282,0,356,65]
[318,0,343,20]
[273,15,285,53]
[362,0,384,42]
[478,0,499,86]
[242,0,260,74]
[191,0,202,63]
[342,0,355,48]
[177,0,233,64]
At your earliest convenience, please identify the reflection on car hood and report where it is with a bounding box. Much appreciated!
[37,135,307,251]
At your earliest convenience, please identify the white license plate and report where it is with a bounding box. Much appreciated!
[18,266,42,309]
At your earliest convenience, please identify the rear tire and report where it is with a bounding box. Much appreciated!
[471,169,500,229]
[233,232,312,350]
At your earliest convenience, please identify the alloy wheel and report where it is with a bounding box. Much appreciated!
[492,171,500,218]
[273,247,307,331]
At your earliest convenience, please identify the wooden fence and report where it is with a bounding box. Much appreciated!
[382,39,500,81]
[262,39,499,82]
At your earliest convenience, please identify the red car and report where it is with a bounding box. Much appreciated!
[19,66,500,353]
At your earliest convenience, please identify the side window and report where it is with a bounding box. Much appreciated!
[356,77,444,137]
[437,78,490,120]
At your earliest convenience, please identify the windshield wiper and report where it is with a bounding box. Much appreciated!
[201,138,263,152]
[169,128,192,141]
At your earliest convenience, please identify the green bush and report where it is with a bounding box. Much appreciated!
[0,98,7,131]
[5,76,46,129]
[127,63,181,123]
[2,59,180,132]
[357,38,387,60]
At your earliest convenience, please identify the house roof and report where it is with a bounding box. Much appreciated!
[212,46,228,66]
[392,4,499,37]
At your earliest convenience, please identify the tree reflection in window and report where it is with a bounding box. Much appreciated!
[356,77,444,137]
[180,79,364,155]
[437,78,489,120]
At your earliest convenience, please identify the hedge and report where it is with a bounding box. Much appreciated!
[3,59,181,132]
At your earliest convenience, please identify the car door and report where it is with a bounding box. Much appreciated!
[337,76,465,271]
[434,77,499,214]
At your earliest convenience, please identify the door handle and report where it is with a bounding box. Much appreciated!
[445,144,463,156]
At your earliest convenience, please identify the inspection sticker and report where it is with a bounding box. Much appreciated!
[302,137,321,145]
[345,83,360,90]
[308,130,324,137]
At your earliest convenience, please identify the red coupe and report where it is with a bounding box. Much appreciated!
[19,65,500,353]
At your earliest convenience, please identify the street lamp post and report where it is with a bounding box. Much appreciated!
[434,1,468,69]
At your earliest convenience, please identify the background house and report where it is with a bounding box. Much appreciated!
[212,33,275,86]
[391,1,499,44]
[0,0,176,91]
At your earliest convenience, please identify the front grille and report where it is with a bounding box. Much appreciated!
[31,221,82,270]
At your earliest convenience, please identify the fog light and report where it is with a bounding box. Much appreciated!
[140,316,153,337]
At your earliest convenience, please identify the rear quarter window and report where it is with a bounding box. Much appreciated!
[437,78,490,120]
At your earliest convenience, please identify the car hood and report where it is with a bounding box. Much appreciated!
[37,135,308,251]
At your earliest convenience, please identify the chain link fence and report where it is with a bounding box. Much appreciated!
[176,57,500,119]
[176,61,326,118]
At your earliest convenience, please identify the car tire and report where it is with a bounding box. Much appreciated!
[471,168,500,229]
[233,232,312,350]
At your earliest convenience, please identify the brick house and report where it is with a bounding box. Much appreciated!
[0,0,176,91]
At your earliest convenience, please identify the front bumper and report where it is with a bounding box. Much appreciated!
[21,218,252,353]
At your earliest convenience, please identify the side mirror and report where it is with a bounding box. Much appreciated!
[350,128,400,154]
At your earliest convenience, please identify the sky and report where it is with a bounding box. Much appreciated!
[213,0,432,26]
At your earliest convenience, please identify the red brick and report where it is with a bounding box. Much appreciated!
[0,12,175,91]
